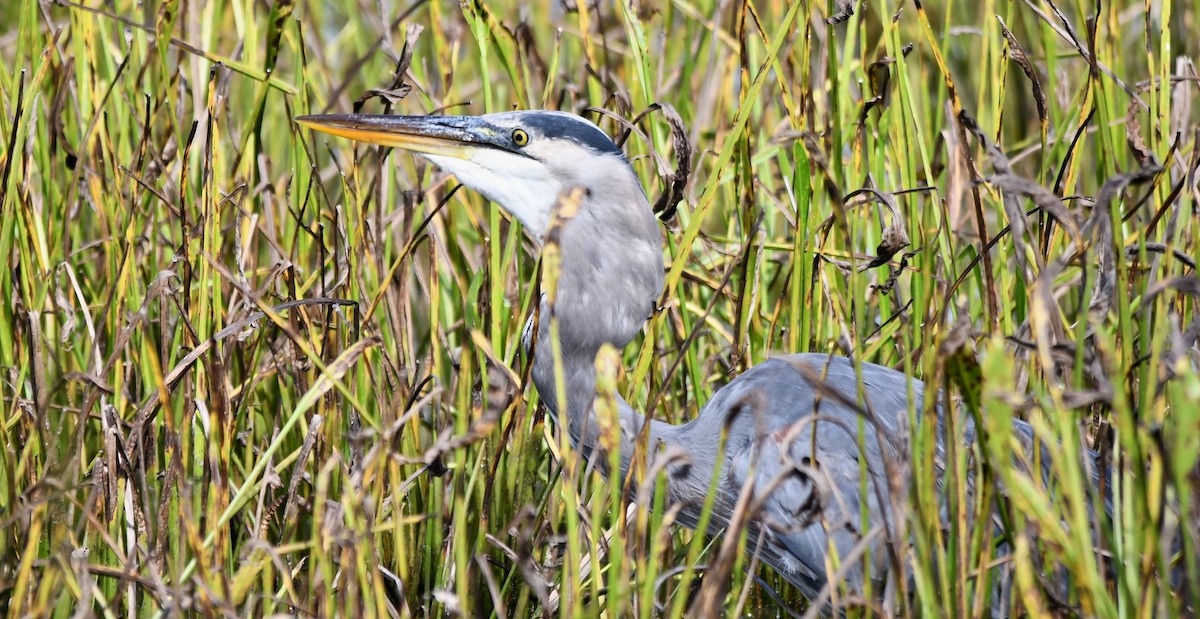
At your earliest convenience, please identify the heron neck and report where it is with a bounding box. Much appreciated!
[531,333,671,478]
[526,185,667,475]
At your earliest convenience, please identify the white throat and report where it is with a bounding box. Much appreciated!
[425,151,560,237]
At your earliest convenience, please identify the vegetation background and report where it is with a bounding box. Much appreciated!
[1,0,1197,616]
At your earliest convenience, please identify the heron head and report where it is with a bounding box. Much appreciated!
[296,110,641,238]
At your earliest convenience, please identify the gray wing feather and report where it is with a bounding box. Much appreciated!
[674,354,919,600]
[670,353,1110,611]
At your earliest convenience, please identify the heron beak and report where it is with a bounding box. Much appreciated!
[294,114,509,159]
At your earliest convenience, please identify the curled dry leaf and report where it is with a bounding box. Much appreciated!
[872,250,919,295]
[354,84,412,107]
[1125,98,1155,167]
[868,57,894,103]
[648,103,692,222]
[1030,257,1070,373]
[863,56,894,117]
[1086,164,1162,318]
[845,188,910,268]
[590,104,692,222]
[283,414,324,526]
[989,176,1080,237]
[354,24,422,111]
[998,16,1048,132]
[828,0,857,24]
[1125,243,1196,271]
[873,220,911,267]
[1145,276,1200,301]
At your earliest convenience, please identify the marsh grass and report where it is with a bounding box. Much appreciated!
[1,0,1198,616]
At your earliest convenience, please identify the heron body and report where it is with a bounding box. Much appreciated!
[297,110,1105,611]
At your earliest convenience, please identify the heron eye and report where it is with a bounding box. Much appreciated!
[512,128,530,147]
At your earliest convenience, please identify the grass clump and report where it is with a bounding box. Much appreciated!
[1,0,1198,616]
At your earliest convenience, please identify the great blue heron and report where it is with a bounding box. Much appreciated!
[296,110,1110,612]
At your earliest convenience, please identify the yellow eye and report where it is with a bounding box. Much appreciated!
[512,128,530,147]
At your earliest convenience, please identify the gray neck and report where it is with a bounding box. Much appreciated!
[527,181,668,476]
